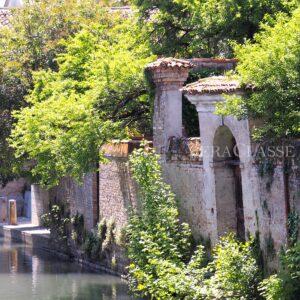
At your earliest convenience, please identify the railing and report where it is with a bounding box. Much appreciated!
[167,137,202,163]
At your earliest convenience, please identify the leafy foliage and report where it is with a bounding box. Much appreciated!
[132,0,297,57]
[0,0,114,185]
[260,242,300,299]
[126,147,193,297]
[218,7,300,140]
[41,204,71,250]
[126,148,261,299]
[10,15,155,186]
[288,210,300,246]
[42,204,122,266]
[206,234,261,299]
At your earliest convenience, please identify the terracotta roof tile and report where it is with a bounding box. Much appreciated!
[182,76,242,95]
[189,58,238,64]
[146,57,194,70]
[0,9,10,28]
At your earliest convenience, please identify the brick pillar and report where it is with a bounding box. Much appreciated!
[146,58,193,155]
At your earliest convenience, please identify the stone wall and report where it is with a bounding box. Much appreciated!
[31,184,50,226]
[250,165,288,269]
[162,161,207,241]
[31,173,97,230]
[29,135,299,274]
[49,173,97,230]
[99,158,137,230]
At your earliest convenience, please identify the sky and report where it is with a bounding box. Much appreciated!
[0,0,23,7]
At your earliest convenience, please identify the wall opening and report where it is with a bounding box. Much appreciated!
[213,125,245,240]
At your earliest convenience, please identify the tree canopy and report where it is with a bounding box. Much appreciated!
[132,0,298,57]
[0,0,118,185]
[10,15,154,186]
[218,7,300,140]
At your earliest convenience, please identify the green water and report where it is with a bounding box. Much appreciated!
[0,237,135,300]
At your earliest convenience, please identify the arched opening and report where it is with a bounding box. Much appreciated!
[213,125,245,240]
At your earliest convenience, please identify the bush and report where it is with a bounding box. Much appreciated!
[206,234,261,300]
[259,275,284,300]
[126,148,261,299]
[41,204,71,247]
[126,147,193,297]
[260,242,300,300]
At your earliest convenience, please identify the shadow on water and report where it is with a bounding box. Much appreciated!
[0,237,137,300]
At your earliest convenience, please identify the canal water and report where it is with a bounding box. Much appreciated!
[0,237,134,300]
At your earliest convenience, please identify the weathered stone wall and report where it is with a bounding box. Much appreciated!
[31,173,97,230]
[163,161,207,241]
[31,184,50,226]
[250,165,288,269]
[99,158,137,230]
[49,173,97,230]
[99,140,144,230]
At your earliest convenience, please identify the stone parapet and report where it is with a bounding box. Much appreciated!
[188,58,237,71]
[101,139,152,158]
[167,137,202,163]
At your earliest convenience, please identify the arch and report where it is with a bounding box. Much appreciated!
[213,126,245,240]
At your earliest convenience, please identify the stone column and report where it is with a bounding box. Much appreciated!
[146,58,194,155]
[31,184,50,226]
[184,94,224,242]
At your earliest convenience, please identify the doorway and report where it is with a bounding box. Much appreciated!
[213,126,245,240]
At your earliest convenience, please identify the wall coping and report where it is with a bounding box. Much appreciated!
[101,139,152,158]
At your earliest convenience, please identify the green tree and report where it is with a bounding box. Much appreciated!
[10,18,155,186]
[218,7,300,140]
[0,0,115,185]
[131,0,298,57]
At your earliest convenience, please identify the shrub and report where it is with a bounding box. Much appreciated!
[41,204,70,247]
[126,148,261,299]
[71,212,85,245]
[260,242,300,299]
[259,275,284,300]
[126,147,193,297]
[206,234,261,300]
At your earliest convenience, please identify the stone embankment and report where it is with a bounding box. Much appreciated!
[0,220,123,276]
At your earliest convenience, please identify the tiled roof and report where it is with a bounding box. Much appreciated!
[146,57,194,70]
[188,58,237,71]
[182,76,242,95]
[0,9,10,28]
[189,58,238,64]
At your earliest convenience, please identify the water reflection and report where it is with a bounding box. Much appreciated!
[0,237,135,300]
